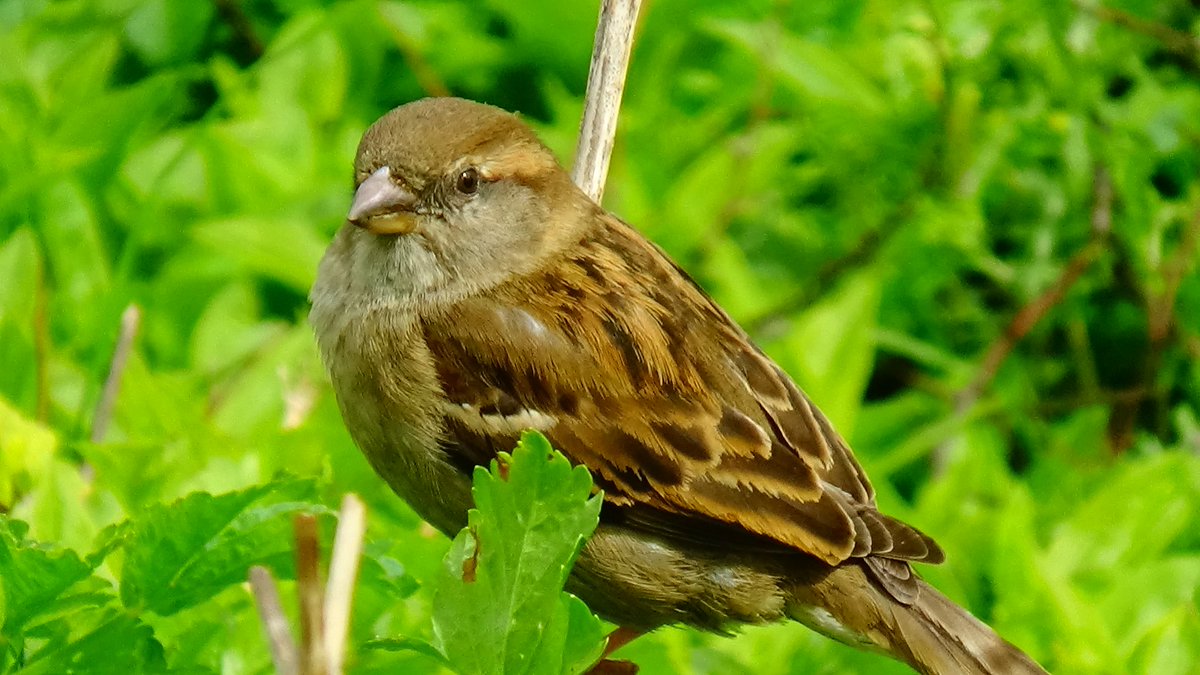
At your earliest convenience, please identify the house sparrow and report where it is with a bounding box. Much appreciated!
[310,97,1046,675]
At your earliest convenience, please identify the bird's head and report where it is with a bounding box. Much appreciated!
[330,97,590,305]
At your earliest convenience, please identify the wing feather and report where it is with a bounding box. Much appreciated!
[421,214,943,581]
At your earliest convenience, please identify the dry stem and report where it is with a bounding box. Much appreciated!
[571,0,643,202]
[91,304,141,443]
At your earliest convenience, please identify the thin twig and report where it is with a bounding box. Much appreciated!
[323,495,366,675]
[295,515,327,675]
[1185,331,1200,362]
[1124,205,1200,449]
[961,168,1112,403]
[571,0,643,202]
[91,304,141,443]
[1148,207,1200,346]
[1035,385,1149,415]
[933,166,1113,470]
[213,0,265,62]
[744,204,909,337]
[380,12,451,97]
[1076,2,1200,67]
[251,500,368,675]
[249,566,301,675]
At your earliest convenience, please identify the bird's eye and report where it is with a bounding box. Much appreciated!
[456,168,480,195]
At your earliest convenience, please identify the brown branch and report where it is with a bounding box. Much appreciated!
[572,0,644,202]
[1121,205,1200,451]
[379,11,451,98]
[932,166,1112,469]
[295,515,327,675]
[251,500,367,675]
[743,205,907,337]
[1078,2,1200,67]
[1148,207,1200,346]
[91,304,141,443]
[960,166,1112,404]
[213,0,264,62]
[1035,385,1150,415]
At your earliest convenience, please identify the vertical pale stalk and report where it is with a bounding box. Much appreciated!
[324,495,366,675]
[571,0,643,203]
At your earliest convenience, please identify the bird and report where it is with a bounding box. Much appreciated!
[309,96,1047,675]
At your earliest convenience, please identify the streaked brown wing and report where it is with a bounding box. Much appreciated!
[422,214,942,574]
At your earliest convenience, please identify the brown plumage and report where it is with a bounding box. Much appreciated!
[310,96,1047,674]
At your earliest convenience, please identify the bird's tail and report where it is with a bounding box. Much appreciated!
[786,563,1047,675]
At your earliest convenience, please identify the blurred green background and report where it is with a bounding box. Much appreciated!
[2,0,1199,673]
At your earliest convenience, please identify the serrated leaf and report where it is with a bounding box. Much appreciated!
[558,593,608,675]
[15,605,167,675]
[119,479,328,615]
[0,517,95,639]
[433,431,606,675]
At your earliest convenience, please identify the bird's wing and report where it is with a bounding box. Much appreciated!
[422,214,942,574]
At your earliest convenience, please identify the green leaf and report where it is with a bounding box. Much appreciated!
[0,397,57,518]
[1047,453,1200,574]
[0,517,94,639]
[119,478,328,615]
[432,431,606,675]
[0,519,168,674]
[359,541,421,601]
[0,228,41,328]
[705,19,885,113]
[15,605,167,675]
[123,0,214,66]
[0,228,40,403]
[1127,605,1200,675]
[189,216,327,294]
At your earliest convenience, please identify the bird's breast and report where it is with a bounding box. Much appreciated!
[316,301,473,536]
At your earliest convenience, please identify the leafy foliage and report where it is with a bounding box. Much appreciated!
[1,0,1199,673]
[118,479,329,615]
[1,516,155,675]
[433,432,605,675]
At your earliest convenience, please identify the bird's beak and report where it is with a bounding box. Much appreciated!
[348,166,419,235]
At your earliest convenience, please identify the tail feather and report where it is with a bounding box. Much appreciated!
[787,563,1046,675]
